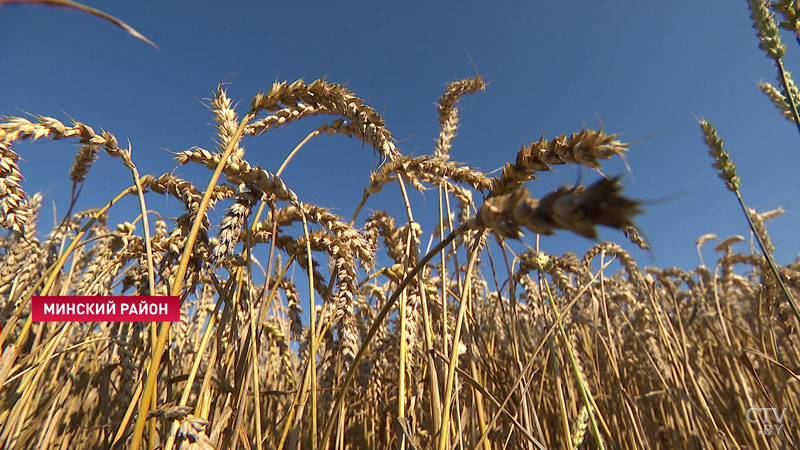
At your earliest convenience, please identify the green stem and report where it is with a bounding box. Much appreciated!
[776,59,800,139]
[542,274,605,450]
[734,189,800,328]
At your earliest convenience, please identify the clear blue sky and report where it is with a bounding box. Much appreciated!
[2,1,799,271]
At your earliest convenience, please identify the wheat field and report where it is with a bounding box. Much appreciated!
[1,1,800,449]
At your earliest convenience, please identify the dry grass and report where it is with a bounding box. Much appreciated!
[2,2,800,448]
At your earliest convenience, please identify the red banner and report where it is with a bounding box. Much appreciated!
[32,296,180,322]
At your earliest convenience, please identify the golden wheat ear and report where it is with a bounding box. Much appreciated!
[473,176,642,240]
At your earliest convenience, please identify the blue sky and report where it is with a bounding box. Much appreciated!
[2,1,799,272]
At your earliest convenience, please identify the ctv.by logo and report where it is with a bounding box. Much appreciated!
[746,407,788,436]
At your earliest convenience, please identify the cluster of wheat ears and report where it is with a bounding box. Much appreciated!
[1,1,800,449]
